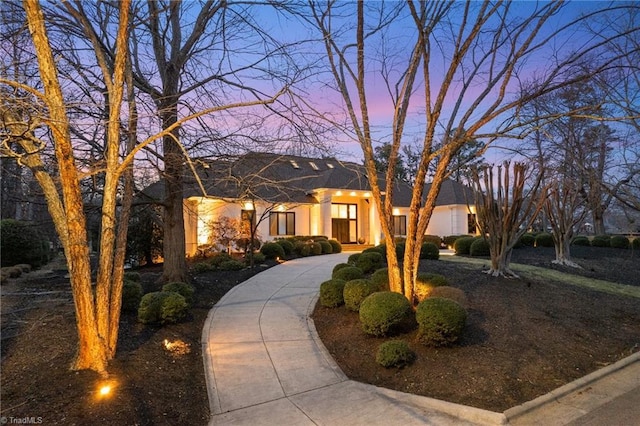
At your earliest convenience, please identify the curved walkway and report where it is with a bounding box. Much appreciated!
[202,253,640,425]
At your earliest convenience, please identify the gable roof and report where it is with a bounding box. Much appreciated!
[425,179,475,206]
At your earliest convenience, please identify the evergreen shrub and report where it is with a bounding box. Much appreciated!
[343,279,376,311]
[261,242,286,259]
[518,233,536,247]
[138,291,188,324]
[332,263,351,275]
[416,297,467,347]
[332,266,364,281]
[420,242,440,260]
[376,340,416,368]
[209,252,232,268]
[470,237,490,256]
[124,271,141,282]
[428,286,468,308]
[356,251,383,273]
[611,236,630,249]
[415,273,448,303]
[571,236,591,246]
[443,235,464,248]
[454,236,475,255]
[319,279,346,308]
[310,242,323,255]
[359,291,414,336]
[328,239,342,253]
[632,238,640,250]
[218,259,245,271]
[162,282,195,306]
[591,235,611,247]
[0,219,49,267]
[535,232,554,247]
[347,253,361,264]
[122,279,144,313]
[250,252,266,264]
[194,262,213,273]
[370,267,390,291]
[423,235,442,247]
[275,239,294,255]
[319,240,333,254]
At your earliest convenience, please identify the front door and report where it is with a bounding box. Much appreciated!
[331,203,357,243]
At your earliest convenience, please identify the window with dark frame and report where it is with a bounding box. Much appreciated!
[269,212,295,236]
[392,215,407,236]
[468,213,477,234]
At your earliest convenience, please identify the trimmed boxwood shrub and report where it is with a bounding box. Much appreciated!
[319,240,333,254]
[610,235,630,249]
[416,297,467,347]
[162,282,195,307]
[122,279,144,313]
[138,291,189,324]
[470,237,490,256]
[359,291,414,336]
[454,236,475,255]
[261,242,286,259]
[319,279,346,308]
[632,238,640,250]
[249,252,266,264]
[347,253,361,264]
[371,267,390,291]
[194,262,213,273]
[310,242,323,255]
[295,241,312,256]
[443,235,464,248]
[124,271,141,282]
[219,259,245,271]
[591,235,611,247]
[420,242,440,260]
[535,232,555,248]
[328,239,342,253]
[376,340,416,368]
[423,235,442,247]
[356,251,383,273]
[415,273,448,303]
[343,279,376,312]
[332,266,364,281]
[518,233,536,247]
[275,239,294,255]
[428,286,468,308]
[332,263,351,275]
[571,236,591,246]
[209,252,232,268]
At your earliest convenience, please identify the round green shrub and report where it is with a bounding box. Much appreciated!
[296,242,312,256]
[209,252,232,268]
[591,235,611,247]
[162,282,195,306]
[610,235,630,249]
[420,242,440,260]
[0,219,49,267]
[347,253,361,264]
[470,237,490,256]
[219,259,245,271]
[376,340,416,368]
[571,236,591,246]
[359,291,414,336]
[318,240,333,254]
[415,273,448,303]
[356,251,383,273]
[121,279,143,313]
[535,232,555,248]
[454,236,475,255]
[371,267,390,291]
[193,262,213,273]
[319,279,346,308]
[362,247,380,255]
[518,233,536,247]
[328,239,342,253]
[443,235,464,248]
[261,242,286,259]
[416,297,467,347]
[332,263,351,275]
[332,266,364,281]
[343,279,376,312]
[124,271,141,282]
[310,242,323,255]
[275,239,294,255]
[250,252,266,264]
[423,235,442,247]
[428,286,468,308]
[138,291,188,324]
[632,238,640,250]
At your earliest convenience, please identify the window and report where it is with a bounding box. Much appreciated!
[270,212,295,235]
[289,160,299,169]
[468,213,477,234]
[309,161,319,170]
[392,215,407,236]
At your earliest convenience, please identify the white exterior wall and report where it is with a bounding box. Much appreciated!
[426,204,476,237]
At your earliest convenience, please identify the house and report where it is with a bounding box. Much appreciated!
[141,153,477,256]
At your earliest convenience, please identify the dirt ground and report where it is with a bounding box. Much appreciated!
[313,246,640,412]
[1,246,639,423]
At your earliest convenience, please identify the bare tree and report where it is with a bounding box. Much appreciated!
[471,162,546,278]
[308,1,632,301]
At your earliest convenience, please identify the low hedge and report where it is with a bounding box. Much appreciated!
[275,239,294,255]
[332,266,364,281]
[319,279,346,308]
[356,251,383,273]
[328,239,342,253]
[261,242,286,259]
[359,291,414,337]
[319,240,333,254]
[571,236,591,246]
[610,235,629,249]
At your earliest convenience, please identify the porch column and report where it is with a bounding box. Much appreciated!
[319,191,333,239]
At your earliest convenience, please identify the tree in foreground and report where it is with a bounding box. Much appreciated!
[471,162,546,278]
[309,1,632,301]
